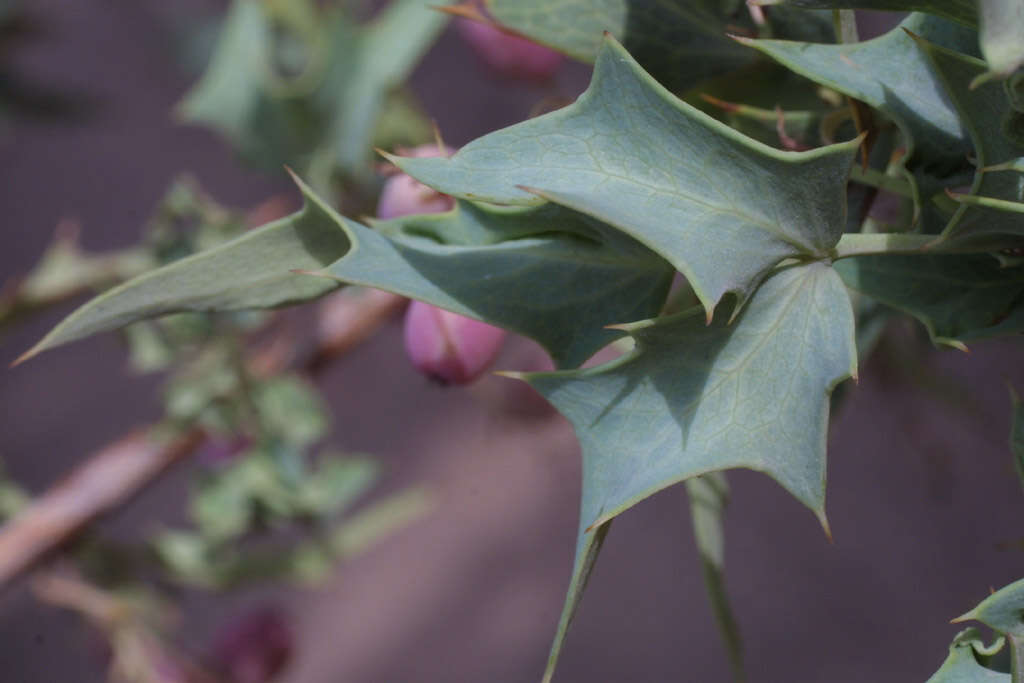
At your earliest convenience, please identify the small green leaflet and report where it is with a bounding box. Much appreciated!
[751,0,977,26]
[392,35,860,318]
[834,254,1024,349]
[18,176,673,370]
[485,0,757,93]
[744,13,977,232]
[916,41,1024,244]
[524,261,857,681]
[927,628,1010,682]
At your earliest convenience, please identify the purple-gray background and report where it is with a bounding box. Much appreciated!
[1,3,1022,681]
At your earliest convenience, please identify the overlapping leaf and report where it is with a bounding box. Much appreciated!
[525,262,857,680]
[745,13,977,232]
[752,0,977,26]
[952,578,1024,680]
[392,36,860,317]
[321,181,674,368]
[484,0,757,93]
[834,254,1024,348]
[927,629,1010,682]
[178,0,445,176]
[917,41,1024,243]
[20,177,673,370]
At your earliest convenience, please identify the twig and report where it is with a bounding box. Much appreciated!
[0,287,405,588]
[0,427,204,586]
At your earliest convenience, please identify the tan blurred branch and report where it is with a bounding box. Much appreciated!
[0,287,406,589]
[0,427,204,586]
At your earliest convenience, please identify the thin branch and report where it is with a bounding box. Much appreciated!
[0,287,405,589]
[0,427,204,587]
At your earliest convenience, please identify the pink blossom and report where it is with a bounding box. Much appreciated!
[456,18,564,81]
[403,300,506,385]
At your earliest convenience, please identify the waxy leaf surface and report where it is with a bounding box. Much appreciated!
[927,629,1010,682]
[16,206,349,364]
[753,0,976,25]
[525,262,856,680]
[954,578,1024,680]
[834,254,1024,347]
[22,178,672,370]
[919,42,1024,243]
[321,182,674,368]
[394,37,859,316]
[485,0,756,92]
[746,13,976,231]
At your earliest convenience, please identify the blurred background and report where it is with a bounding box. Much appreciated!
[1,1,1023,681]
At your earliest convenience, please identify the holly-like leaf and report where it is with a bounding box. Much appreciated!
[752,0,977,26]
[14,206,348,365]
[977,0,1024,82]
[744,13,977,231]
[316,179,675,369]
[916,41,1024,243]
[524,262,856,680]
[178,0,445,176]
[834,254,1024,348]
[484,0,757,93]
[19,174,673,369]
[953,578,1024,679]
[927,628,1010,682]
[686,473,744,682]
[392,36,860,317]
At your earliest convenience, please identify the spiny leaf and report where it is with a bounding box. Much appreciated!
[751,0,977,26]
[927,628,1010,682]
[392,36,860,317]
[977,0,1024,83]
[312,178,674,369]
[14,206,349,365]
[525,262,856,680]
[687,473,744,682]
[954,578,1024,680]
[916,41,1024,244]
[834,254,1024,348]
[744,13,977,232]
[20,176,673,370]
[484,0,757,93]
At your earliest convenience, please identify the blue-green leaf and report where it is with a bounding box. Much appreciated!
[525,262,856,680]
[392,36,859,317]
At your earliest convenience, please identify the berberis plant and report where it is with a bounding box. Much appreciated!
[5,0,1024,681]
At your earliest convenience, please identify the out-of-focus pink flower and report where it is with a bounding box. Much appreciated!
[208,607,292,683]
[403,300,506,385]
[456,18,564,81]
[376,144,455,220]
[377,144,507,384]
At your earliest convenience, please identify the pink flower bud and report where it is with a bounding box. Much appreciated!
[208,607,292,683]
[456,18,564,81]
[403,300,506,385]
[376,144,455,220]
